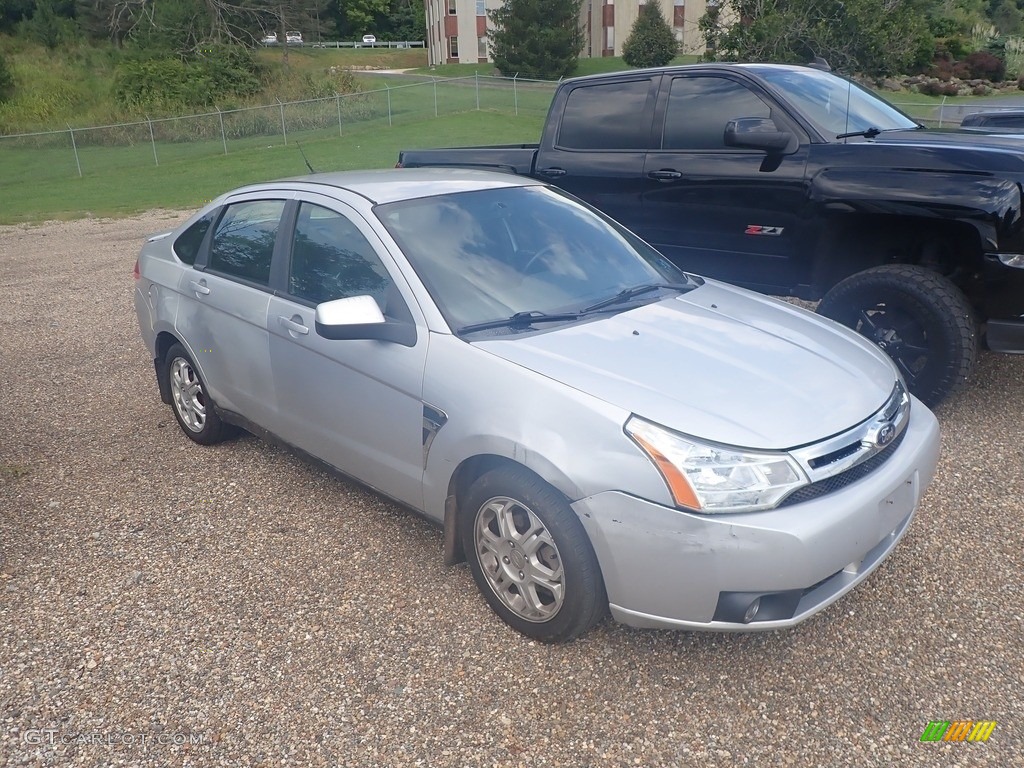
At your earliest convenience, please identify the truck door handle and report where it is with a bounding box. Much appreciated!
[648,170,683,181]
[189,280,211,296]
[278,315,309,336]
[537,167,567,178]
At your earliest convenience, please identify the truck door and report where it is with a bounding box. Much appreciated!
[640,73,810,293]
[535,76,659,230]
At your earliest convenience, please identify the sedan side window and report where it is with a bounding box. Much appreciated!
[663,77,771,150]
[173,211,215,265]
[208,200,285,286]
[288,203,393,309]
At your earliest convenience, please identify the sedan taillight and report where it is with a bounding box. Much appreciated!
[133,259,140,280]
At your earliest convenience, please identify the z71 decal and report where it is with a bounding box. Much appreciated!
[745,225,785,236]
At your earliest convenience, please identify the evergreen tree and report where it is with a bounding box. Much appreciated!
[488,0,584,80]
[622,2,678,69]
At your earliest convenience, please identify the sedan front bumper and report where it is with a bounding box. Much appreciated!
[571,402,941,631]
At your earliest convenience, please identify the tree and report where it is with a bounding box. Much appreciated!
[488,0,585,80]
[700,0,934,77]
[991,0,1023,34]
[622,2,678,69]
[324,0,387,38]
[0,52,14,103]
[21,0,78,48]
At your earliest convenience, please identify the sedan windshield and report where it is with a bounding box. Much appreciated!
[754,66,919,138]
[375,186,691,331]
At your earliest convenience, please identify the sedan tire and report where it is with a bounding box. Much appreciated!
[461,465,607,643]
[164,343,228,445]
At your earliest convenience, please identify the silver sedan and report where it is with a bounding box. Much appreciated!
[134,169,940,642]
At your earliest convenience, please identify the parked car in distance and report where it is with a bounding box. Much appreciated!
[261,32,278,45]
[286,30,303,44]
[134,169,941,643]
[959,110,1024,131]
[362,34,377,44]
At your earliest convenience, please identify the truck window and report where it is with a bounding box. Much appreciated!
[662,76,771,150]
[558,80,653,150]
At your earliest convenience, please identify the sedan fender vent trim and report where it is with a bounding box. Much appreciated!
[422,404,448,468]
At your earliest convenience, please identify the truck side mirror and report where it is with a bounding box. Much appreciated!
[724,118,794,153]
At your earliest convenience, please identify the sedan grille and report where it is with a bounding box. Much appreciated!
[779,428,906,507]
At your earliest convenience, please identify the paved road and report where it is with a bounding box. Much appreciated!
[1,212,1021,766]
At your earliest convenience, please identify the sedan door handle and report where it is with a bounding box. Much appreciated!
[647,170,683,181]
[190,280,211,296]
[537,167,567,178]
[278,315,309,336]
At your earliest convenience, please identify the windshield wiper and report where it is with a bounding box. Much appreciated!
[457,310,581,335]
[836,126,882,139]
[580,282,694,313]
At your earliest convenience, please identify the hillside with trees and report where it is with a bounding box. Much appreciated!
[4,0,1024,133]
[0,0,425,132]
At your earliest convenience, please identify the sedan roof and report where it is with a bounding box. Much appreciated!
[229,168,542,206]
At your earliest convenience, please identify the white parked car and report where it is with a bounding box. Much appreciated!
[133,169,941,643]
[362,34,377,44]
[286,31,303,44]
[262,32,278,45]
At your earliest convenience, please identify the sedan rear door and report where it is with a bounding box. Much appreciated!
[176,196,288,427]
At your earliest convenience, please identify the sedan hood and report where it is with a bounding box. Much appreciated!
[473,281,898,450]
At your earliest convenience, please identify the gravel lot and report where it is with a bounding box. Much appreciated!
[1,211,1022,767]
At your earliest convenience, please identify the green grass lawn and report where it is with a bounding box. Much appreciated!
[409,54,703,80]
[0,110,545,224]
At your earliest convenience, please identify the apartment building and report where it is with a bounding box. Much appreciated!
[424,0,712,68]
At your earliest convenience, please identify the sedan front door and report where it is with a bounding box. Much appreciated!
[266,197,427,508]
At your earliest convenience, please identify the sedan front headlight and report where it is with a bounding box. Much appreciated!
[625,416,810,513]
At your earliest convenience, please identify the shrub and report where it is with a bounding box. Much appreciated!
[919,80,960,96]
[622,2,678,69]
[114,45,264,111]
[963,50,1006,81]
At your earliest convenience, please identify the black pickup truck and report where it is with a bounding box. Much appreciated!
[398,63,1024,407]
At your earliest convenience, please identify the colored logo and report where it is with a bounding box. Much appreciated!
[920,720,996,742]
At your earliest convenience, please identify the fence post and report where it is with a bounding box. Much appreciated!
[67,125,82,178]
[336,93,343,136]
[387,85,392,127]
[433,77,438,118]
[475,71,480,110]
[513,74,519,116]
[278,99,288,145]
[218,109,228,155]
[147,116,158,167]
[938,96,947,127]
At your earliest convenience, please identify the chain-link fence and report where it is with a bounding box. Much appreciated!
[3,76,1012,188]
[0,75,557,185]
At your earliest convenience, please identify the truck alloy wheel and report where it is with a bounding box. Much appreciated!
[817,264,977,408]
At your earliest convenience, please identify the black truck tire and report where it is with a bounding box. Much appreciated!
[817,264,976,408]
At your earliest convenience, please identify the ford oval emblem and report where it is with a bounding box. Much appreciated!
[876,423,896,447]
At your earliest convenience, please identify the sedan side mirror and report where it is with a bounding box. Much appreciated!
[315,295,416,347]
[724,118,795,154]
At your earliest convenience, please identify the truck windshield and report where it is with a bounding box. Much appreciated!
[375,186,691,332]
[755,67,919,138]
